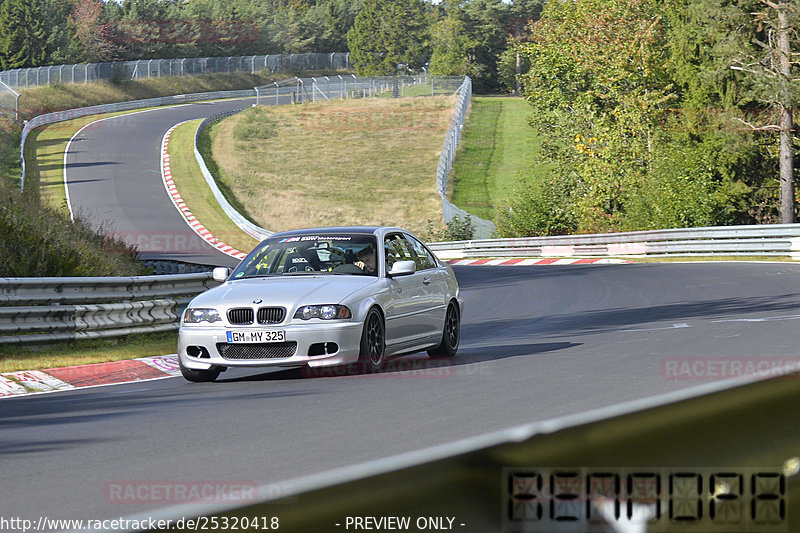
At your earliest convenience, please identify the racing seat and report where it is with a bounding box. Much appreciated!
[284,252,311,272]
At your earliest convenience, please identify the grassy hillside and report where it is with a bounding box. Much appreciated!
[204,96,456,239]
[450,96,549,222]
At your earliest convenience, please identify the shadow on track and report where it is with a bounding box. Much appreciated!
[452,264,616,288]
[470,293,800,339]
[0,386,315,437]
[217,341,580,383]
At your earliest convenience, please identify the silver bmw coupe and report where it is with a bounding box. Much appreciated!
[178,226,462,382]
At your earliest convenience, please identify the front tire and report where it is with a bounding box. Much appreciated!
[179,359,221,382]
[428,301,460,358]
[358,308,385,372]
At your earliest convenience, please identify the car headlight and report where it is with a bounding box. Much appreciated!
[183,307,222,324]
[294,305,352,320]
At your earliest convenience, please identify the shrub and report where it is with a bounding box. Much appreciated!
[233,106,277,141]
[0,180,144,277]
[497,174,578,237]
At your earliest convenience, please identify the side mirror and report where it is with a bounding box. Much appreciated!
[212,267,230,283]
[388,260,416,277]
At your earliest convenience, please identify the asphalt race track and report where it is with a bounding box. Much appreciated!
[63,97,262,267]
[10,98,800,528]
[5,262,800,525]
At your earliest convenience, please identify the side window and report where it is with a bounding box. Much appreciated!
[404,235,437,271]
[384,234,414,270]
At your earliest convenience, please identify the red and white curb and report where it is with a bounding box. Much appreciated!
[0,355,181,398]
[161,122,247,260]
[446,258,634,266]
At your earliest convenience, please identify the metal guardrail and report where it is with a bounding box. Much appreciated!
[0,53,351,91]
[128,365,800,533]
[193,75,471,243]
[194,109,274,241]
[429,223,800,259]
[437,77,496,240]
[0,273,219,344]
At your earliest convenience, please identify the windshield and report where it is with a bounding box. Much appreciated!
[231,234,379,278]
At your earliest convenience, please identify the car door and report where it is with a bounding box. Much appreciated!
[403,233,449,339]
[382,233,430,351]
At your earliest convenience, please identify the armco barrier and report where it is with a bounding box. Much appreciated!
[194,109,274,242]
[0,273,219,344]
[128,365,800,532]
[191,75,485,241]
[429,222,800,259]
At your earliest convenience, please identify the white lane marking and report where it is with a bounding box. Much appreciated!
[62,105,195,221]
[712,314,800,323]
[618,323,691,333]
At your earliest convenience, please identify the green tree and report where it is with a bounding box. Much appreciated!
[40,0,82,65]
[513,0,675,233]
[105,0,181,59]
[71,0,116,62]
[0,0,49,69]
[455,0,512,92]
[429,0,544,92]
[429,9,475,76]
[287,0,362,52]
[346,0,430,75]
[664,0,799,224]
[502,0,782,237]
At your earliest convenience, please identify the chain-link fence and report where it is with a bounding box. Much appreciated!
[254,74,465,105]
[0,53,351,91]
[0,79,20,123]
[437,77,496,239]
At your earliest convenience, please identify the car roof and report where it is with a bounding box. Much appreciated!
[269,226,406,238]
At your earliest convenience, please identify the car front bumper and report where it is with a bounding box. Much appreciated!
[178,320,363,370]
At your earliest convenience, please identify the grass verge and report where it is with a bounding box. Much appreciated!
[168,120,259,253]
[208,96,456,239]
[0,331,177,373]
[450,96,549,221]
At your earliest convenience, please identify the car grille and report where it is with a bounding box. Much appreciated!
[257,307,286,324]
[217,342,297,360]
[227,308,254,325]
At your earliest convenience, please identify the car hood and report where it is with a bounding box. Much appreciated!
[190,275,381,308]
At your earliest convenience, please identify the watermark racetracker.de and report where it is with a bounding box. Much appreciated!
[660,357,800,380]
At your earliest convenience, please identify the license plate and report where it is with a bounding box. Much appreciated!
[226,330,286,343]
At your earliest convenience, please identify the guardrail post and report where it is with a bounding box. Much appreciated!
[790,238,800,260]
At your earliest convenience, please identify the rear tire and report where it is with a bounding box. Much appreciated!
[179,359,221,382]
[428,301,460,358]
[358,308,385,372]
